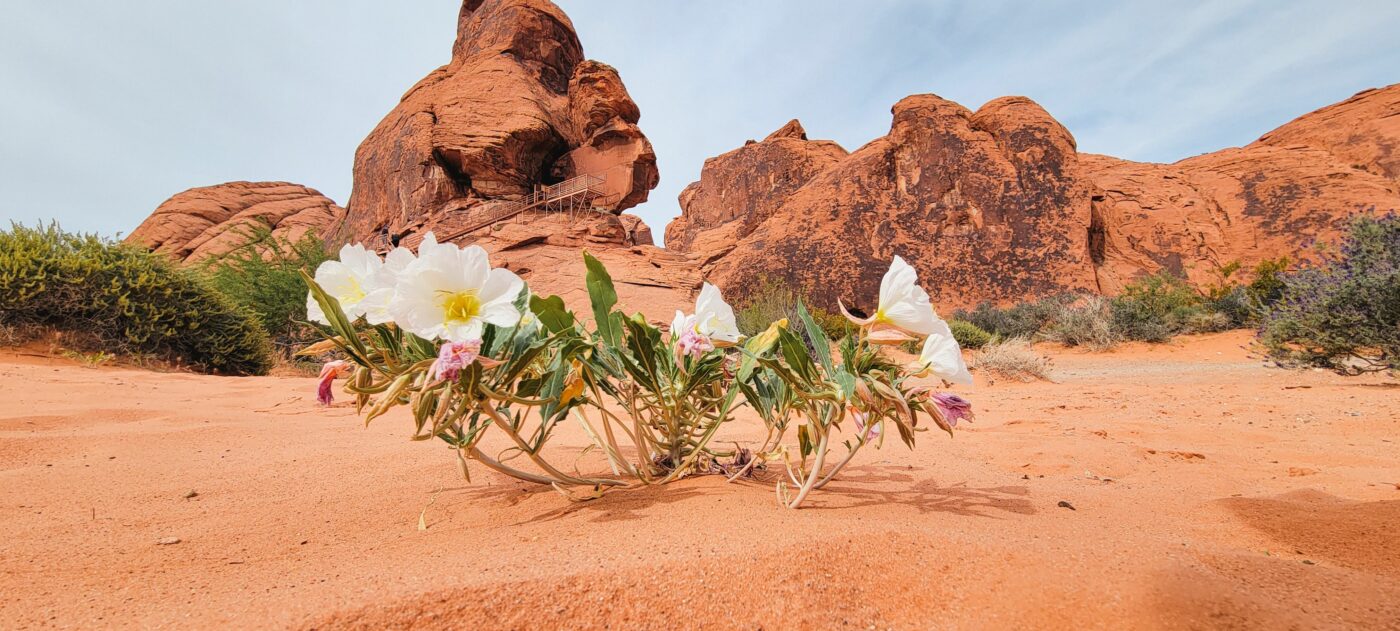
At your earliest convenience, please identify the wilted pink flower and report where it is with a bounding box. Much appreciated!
[317,360,350,406]
[430,340,482,382]
[850,406,880,442]
[678,328,715,358]
[672,312,715,359]
[930,393,974,427]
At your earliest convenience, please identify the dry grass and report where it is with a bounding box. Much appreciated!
[1043,295,1118,351]
[972,337,1054,382]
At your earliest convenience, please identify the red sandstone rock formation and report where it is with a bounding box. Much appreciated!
[672,85,1400,309]
[673,97,1101,311]
[342,0,658,244]
[1085,85,1400,292]
[665,119,848,252]
[126,181,345,263]
[126,0,688,318]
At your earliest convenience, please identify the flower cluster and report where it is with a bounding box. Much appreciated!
[309,233,524,343]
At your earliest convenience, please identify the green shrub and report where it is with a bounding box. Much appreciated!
[734,276,849,342]
[1259,214,1398,374]
[0,223,273,375]
[1245,257,1290,308]
[948,319,992,349]
[1109,272,1203,342]
[202,225,333,356]
[956,295,1073,340]
[1044,295,1117,350]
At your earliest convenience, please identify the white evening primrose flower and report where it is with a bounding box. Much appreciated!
[872,255,939,336]
[389,241,524,342]
[917,319,973,385]
[306,243,389,325]
[356,245,417,325]
[693,283,741,345]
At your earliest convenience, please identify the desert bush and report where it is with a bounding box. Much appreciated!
[971,337,1053,382]
[1044,295,1117,350]
[1109,272,1203,342]
[1259,214,1398,374]
[948,319,992,349]
[956,294,1074,340]
[733,276,849,341]
[903,318,992,354]
[0,223,273,374]
[1184,310,1232,333]
[202,225,333,357]
[1245,257,1290,308]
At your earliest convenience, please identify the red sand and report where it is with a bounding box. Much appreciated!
[2,331,1397,629]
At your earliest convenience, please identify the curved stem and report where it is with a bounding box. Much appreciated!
[476,402,629,487]
[469,447,557,485]
[812,442,863,490]
[786,428,830,509]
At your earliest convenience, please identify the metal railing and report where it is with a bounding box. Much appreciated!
[429,173,611,245]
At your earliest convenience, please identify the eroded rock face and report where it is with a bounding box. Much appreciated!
[674,84,1400,309]
[1084,85,1400,292]
[343,0,658,245]
[665,119,847,252]
[125,182,345,263]
[676,96,1100,311]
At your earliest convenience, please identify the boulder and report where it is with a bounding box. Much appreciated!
[125,182,345,263]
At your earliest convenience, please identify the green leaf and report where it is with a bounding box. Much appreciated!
[529,294,576,334]
[300,269,372,366]
[582,251,622,346]
[795,299,834,374]
[775,327,817,384]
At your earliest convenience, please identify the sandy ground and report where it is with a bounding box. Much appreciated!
[1,330,1398,630]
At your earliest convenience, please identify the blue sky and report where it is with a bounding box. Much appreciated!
[3,1,1398,245]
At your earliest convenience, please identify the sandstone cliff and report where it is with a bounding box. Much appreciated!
[671,84,1400,310]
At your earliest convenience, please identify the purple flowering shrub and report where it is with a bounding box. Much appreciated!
[1259,214,1399,375]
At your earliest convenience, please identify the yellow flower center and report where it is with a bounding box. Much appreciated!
[339,279,366,304]
[441,290,482,326]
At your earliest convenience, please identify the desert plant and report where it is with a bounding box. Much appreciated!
[203,225,333,357]
[734,275,849,342]
[971,338,1053,382]
[956,295,1074,340]
[1043,295,1117,350]
[948,319,993,349]
[0,223,273,374]
[303,243,976,509]
[1259,214,1398,374]
[1245,257,1290,308]
[1109,272,1203,342]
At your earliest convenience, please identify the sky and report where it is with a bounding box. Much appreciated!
[3,1,1399,246]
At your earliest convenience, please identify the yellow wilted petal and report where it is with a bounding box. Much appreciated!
[745,318,788,354]
[296,338,341,357]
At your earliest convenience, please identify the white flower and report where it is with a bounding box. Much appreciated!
[355,245,416,325]
[918,319,973,385]
[389,241,524,342]
[873,255,939,336]
[670,283,738,357]
[693,283,741,345]
[306,243,391,325]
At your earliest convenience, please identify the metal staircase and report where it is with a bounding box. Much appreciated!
[385,173,613,251]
